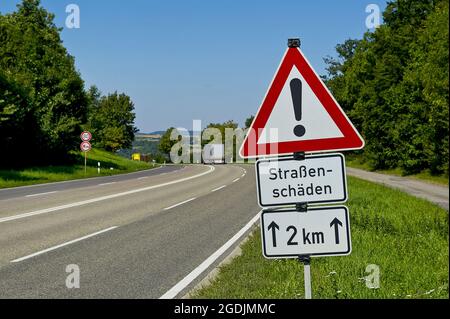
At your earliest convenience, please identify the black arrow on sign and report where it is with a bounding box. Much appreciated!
[330,218,343,244]
[268,221,280,247]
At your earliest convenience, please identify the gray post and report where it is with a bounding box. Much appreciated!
[300,256,312,299]
[291,39,311,299]
[294,149,311,299]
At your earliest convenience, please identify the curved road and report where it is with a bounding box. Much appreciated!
[0,164,259,298]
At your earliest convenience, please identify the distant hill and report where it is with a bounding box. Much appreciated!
[136,133,162,140]
[137,131,165,137]
[117,131,165,159]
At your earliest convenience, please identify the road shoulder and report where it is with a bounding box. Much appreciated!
[346,167,449,210]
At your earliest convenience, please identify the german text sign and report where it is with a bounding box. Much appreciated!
[260,206,351,258]
[256,153,347,207]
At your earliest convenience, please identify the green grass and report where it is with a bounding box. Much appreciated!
[0,149,155,189]
[192,176,449,299]
[346,155,449,186]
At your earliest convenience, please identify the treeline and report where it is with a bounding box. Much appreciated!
[0,0,136,168]
[323,0,449,175]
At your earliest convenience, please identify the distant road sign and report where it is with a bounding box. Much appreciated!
[80,141,91,152]
[80,131,92,142]
[256,153,347,207]
[260,206,351,258]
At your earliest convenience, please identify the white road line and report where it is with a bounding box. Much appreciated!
[98,182,116,186]
[211,185,226,192]
[25,191,58,198]
[11,226,118,263]
[159,211,261,299]
[164,197,197,210]
[137,177,148,180]
[0,166,215,224]
[232,178,240,183]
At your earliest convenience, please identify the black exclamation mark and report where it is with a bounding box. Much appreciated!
[290,78,305,137]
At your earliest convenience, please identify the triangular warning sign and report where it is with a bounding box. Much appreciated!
[240,47,364,158]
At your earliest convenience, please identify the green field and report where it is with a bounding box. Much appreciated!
[0,149,154,189]
[192,176,449,299]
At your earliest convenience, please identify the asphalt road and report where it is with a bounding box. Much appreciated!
[0,165,183,201]
[0,164,260,298]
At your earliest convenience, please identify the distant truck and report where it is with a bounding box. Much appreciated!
[131,153,150,162]
[203,144,225,164]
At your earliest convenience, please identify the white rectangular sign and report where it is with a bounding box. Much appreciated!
[260,206,351,258]
[256,153,347,207]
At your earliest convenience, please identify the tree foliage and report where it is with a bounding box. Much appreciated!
[0,0,87,166]
[202,120,238,146]
[0,1,138,167]
[324,0,449,175]
[87,90,137,152]
[244,115,254,129]
[158,127,177,155]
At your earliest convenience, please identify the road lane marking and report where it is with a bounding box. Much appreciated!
[98,182,116,186]
[164,197,197,210]
[25,191,58,198]
[11,226,118,263]
[137,177,148,180]
[0,166,215,224]
[232,178,240,183]
[159,211,261,299]
[211,185,226,192]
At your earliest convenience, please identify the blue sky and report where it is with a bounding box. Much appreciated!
[1,0,387,132]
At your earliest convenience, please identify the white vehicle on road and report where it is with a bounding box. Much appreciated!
[203,144,225,164]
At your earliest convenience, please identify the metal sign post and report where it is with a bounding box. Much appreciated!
[300,255,312,299]
[80,131,92,176]
[295,152,312,300]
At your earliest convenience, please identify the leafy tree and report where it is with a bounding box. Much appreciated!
[202,120,240,163]
[244,115,254,129]
[202,120,238,145]
[323,0,448,176]
[0,0,87,166]
[90,92,137,152]
[158,127,177,155]
[0,71,38,165]
[388,0,449,174]
[85,85,102,130]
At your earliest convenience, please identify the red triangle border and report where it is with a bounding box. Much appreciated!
[240,47,364,158]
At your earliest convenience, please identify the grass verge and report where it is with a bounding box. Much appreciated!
[191,176,449,299]
[346,155,449,186]
[0,149,155,189]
